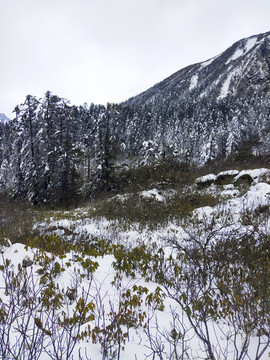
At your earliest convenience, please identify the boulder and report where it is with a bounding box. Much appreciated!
[234,173,253,186]
[215,170,239,185]
[195,174,216,189]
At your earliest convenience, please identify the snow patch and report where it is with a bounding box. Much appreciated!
[218,73,234,100]
[245,36,258,52]
[140,188,165,202]
[107,194,131,203]
[195,181,270,224]
[195,174,216,184]
[220,189,240,198]
[200,55,218,68]
[189,74,199,90]
[226,48,244,64]
[226,36,258,64]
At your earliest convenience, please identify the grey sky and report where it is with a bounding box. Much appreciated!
[1,0,270,118]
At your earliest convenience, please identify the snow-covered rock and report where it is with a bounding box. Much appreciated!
[234,168,270,184]
[195,174,217,187]
[215,170,239,184]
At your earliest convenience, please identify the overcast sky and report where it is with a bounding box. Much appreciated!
[1,0,270,118]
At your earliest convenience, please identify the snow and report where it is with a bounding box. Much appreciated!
[216,169,239,177]
[218,72,236,100]
[241,182,270,209]
[245,36,258,52]
[105,189,177,204]
[218,73,233,99]
[189,73,199,90]
[226,36,258,64]
[0,242,187,360]
[223,184,234,190]
[195,181,270,227]
[140,188,164,202]
[2,168,270,359]
[220,188,240,198]
[0,113,10,124]
[200,54,218,68]
[57,218,72,228]
[195,173,216,184]
[234,168,270,183]
[4,238,268,359]
[107,194,131,203]
[226,48,245,64]
[142,140,157,149]
[195,170,240,187]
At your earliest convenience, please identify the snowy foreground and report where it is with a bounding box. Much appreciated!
[1,168,270,359]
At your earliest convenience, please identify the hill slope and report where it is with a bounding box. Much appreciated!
[122,31,270,164]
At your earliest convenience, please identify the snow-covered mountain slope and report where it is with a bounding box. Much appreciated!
[122,31,270,164]
[127,32,270,106]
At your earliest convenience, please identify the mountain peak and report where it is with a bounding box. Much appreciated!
[126,31,270,107]
[0,113,11,124]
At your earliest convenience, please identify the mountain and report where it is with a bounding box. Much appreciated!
[1,32,270,203]
[121,31,270,164]
[128,32,270,107]
[0,113,10,124]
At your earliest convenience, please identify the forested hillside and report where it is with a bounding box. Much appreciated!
[1,32,270,205]
[1,32,270,206]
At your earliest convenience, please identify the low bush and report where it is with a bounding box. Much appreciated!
[0,192,38,245]
[91,159,196,196]
[89,190,219,230]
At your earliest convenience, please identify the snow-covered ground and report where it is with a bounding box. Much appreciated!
[1,168,270,359]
